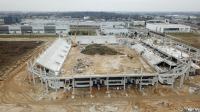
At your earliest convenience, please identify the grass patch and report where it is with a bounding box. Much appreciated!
[168,32,200,37]
[81,44,123,55]
[168,32,200,48]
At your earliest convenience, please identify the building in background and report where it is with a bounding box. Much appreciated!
[0,25,9,34]
[146,23,191,33]
[69,22,100,31]
[146,19,169,24]
[32,25,44,34]
[9,25,21,34]
[126,21,146,28]
[0,18,4,25]
[21,25,33,34]
[44,25,56,34]
[4,16,21,25]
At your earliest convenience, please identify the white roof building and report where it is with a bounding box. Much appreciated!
[146,23,191,33]
[101,28,129,35]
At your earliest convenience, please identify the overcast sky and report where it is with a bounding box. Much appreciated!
[0,0,200,12]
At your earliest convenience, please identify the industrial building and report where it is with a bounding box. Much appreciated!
[146,19,169,24]
[69,21,100,33]
[146,23,191,33]
[0,19,131,35]
[9,25,21,34]
[3,16,21,25]
[0,18,4,25]
[0,24,69,35]
[21,25,33,34]
[44,25,56,34]
[100,21,128,35]
[128,21,146,27]
[32,25,44,34]
[0,25,9,34]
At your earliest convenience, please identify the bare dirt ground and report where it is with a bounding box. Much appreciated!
[168,33,200,48]
[0,37,55,81]
[0,37,199,112]
[0,41,43,80]
[62,45,154,76]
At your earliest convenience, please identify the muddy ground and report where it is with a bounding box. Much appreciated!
[0,37,199,112]
[62,45,154,76]
[0,41,43,80]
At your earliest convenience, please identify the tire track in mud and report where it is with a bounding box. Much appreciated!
[0,40,52,104]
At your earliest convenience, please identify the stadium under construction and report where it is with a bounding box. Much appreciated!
[27,34,200,95]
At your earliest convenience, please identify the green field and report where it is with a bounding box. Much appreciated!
[168,32,200,48]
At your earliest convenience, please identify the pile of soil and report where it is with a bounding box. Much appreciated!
[81,44,122,55]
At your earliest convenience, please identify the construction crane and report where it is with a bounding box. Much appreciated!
[71,21,79,47]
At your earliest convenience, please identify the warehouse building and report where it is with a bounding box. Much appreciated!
[0,24,69,35]
[69,22,100,32]
[100,21,128,35]
[44,25,56,34]
[0,25,9,34]
[21,25,33,34]
[56,25,69,34]
[146,23,191,33]
[9,25,21,34]
[32,26,44,34]
[146,19,169,24]
[127,21,146,27]
[0,19,4,25]
[4,16,21,25]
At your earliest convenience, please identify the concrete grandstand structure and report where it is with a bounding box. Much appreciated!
[27,34,200,94]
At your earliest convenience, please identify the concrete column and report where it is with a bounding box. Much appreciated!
[55,79,58,92]
[106,77,109,93]
[90,77,92,94]
[64,79,66,92]
[169,57,172,70]
[32,73,36,86]
[185,71,190,80]
[123,76,126,91]
[179,74,185,88]
[139,76,143,91]
[72,78,75,95]
[45,79,48,93]
[156,76,159,87]
[40,68,43,86]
